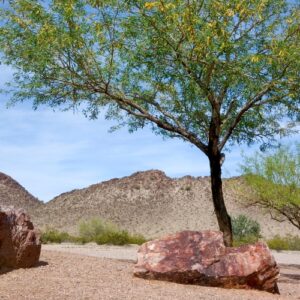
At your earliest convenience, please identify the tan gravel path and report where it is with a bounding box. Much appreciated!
[42,243,300,265]
[0,246,299,300]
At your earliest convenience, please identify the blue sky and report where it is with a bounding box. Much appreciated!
[0,65,298,202]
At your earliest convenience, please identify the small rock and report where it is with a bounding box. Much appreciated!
[134,230,279,293]
[0,206,41,268]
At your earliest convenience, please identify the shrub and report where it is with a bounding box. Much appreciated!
[232,215,261,239]
[79,217,147,245]
[267,235,300,251]
[41,228,75,244]
[95,230,147,246]
[232,215,261,246]
[41,218,147,245]
[95,230,130,245]
[127,234,147,245]
[233,235,260,247]
[79,217,117,242]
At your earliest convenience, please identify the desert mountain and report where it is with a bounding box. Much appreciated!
[0,171,42,213]
[33,170,298,239]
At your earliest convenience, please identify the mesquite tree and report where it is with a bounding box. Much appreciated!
[0,0,299,246]
[241,144,300,230]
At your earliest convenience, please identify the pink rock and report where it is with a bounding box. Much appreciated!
[134,230,279,293]
[0,207,41,268]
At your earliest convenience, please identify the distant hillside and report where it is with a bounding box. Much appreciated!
[0,172,43,215]
[34,170,298,239]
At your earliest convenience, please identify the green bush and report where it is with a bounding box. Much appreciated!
[127,233,147,245]
[41,228,75,244]
[41,218,147,245]
[233,235,260,247]
[232,215,261,239]
[232,215,261,245]
[94,230,147,246]
[267,235,300,251]
[95,230,129,245]
[79,217,146,245]
[79,217,116,242]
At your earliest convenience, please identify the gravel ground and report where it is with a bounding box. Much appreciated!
[42,243,300,264]
[0,245,299,300]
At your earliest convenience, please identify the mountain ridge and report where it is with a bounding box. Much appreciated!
[0,171,42,210]
[0,170,298,239]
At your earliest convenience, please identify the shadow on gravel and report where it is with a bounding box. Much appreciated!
[279,264,300,284]
[280,264,300,270]
[280,273,300,283]
[0,260,48,275]
[34,260,48,267]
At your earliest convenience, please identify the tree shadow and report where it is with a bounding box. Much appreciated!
[280,264,300,270]
[280,273,300,281]
[0,260,48,275]
[279,264,300,284]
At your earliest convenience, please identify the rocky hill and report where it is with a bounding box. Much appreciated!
[33,170,298,239]
[0,172,42,213]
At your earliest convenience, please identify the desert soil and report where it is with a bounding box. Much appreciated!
[0,245,299,300]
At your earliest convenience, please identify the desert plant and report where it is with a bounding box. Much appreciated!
[232,235,261,247]
[232,215,261,246]
[79,217,117,242]
[2,0,300,246]
[267,235,300,251]
[127,233,147,245]
[79,217,146,245]
[95,230,129,246]
[41,228,75,244]
[240,144,300,230]
[95,230,147,245]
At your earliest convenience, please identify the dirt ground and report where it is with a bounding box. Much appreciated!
[0,245,299,300]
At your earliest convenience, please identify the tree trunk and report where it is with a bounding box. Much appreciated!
[208,152,233,247]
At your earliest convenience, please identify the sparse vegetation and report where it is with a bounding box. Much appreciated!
[79,217,116,241]
[231,215,300,250]
[240,144,300,230]
[232,215,262,246]
[41,218,146,245]
[41,228,77,244]
[79,217,146,245]
[267,235,300,251]
[2,0,300,247]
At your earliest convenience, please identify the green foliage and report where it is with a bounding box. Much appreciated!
[232,214,261,239]
[94,230,146,246]
[1,0,300,245]
[0,0,299,149]
[41,228,77,244]
[241,144,300,230]
[267,235,300,251]
[78,217,146,245]
[233,235,261,247]
[232,214,261,245]
[78,217,117,241]
[41,218,146,245]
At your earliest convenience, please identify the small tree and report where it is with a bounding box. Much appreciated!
[241,144,300,230]
[1,0,300,245]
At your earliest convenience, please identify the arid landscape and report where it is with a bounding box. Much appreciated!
[0,170,298,239]
[1,170,299,299]
[0,245,299,299]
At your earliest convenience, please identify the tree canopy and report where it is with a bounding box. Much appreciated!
[0,0,299,245]
[0,0,299,152]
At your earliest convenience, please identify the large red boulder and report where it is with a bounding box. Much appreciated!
[134,230,279,293]
[0,207,41,268]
